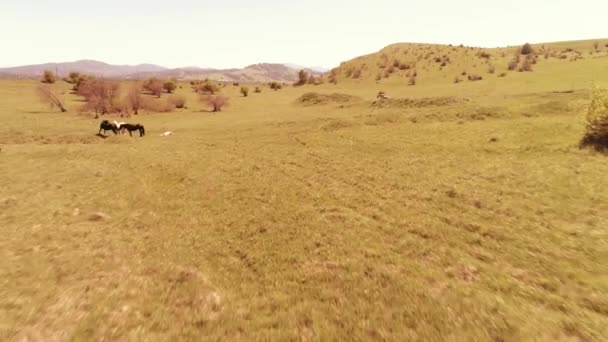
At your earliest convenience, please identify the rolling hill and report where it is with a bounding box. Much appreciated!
[0,60,325,83]
[326,39,608,86]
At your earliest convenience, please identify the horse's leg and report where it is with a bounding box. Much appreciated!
[128,130,133,137]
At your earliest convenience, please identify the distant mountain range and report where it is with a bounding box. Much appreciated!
[0,60,327,83]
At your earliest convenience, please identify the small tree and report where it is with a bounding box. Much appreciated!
[581,87,608,149]
[41,70,56,84]
[240,86,249,97]
[295,69,309,86]
[36,85,66,112]
[201,94,229,112]
[143,78,163,97]
[126,85,145,115]
[163,80,177,94]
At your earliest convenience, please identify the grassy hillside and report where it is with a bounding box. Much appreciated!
[1,39,608,341]
[328,39,608,89]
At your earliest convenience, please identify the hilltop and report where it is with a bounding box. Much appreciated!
[327,39,608,86]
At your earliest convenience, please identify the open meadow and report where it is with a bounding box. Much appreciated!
[1,41,608,341]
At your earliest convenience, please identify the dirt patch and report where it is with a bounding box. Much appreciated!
[296,92,361,106]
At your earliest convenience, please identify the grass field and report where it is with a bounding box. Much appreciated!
[1,40,608,341]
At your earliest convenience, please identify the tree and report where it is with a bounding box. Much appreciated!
[143,77,163,97]
[78,78,120,117]
[41,70,56,84]
[295,69,309,86]
[36,85,66,112]
[201,94,228,112]
[240,86,249,97]
[126,85,145,115]
[163,80,177,94]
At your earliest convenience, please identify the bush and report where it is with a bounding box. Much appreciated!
[143,78,163,97]
[233,82,240,87]
[520,43,534,55]
[169,95,187,109]
[519,59,533,72]
[194,81,220,94]
[498,72,507,77]
[408,76,416,86]
[467,74,483,81]
[240,86,249,97]
[454,76,461,84]
[163,80,177,94]
[36,85,66,112]
[201,94,229,112]
[41,70,56,84]
[487,65,496,74]
[507,59,519,70]
[254,86,262,93]
[269,82,282,91]
[581,87,608,149]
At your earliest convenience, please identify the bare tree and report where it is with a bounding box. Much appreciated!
[78,78,120,117]
[126,85,145,115]
[36,85,67,112]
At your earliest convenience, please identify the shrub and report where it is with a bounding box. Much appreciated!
[169,95,187,109]
[163,80,177,94]
[581,87,608,149]
[461,71,467,76]
[467,74,483,81]
[375,74,382,81]
[454,76,461,84]
[194,81,220,94]
[269,82,282,91]
[41,70,56,84]
[498,72,507,77]
[240,86,249,97]
[201,94,229,112]
[233,82,240,87]
[143,78,163,97]
[520,43,534,55]
[519,59,533,72]
[593,42,599,50]
[408,76,416,86]
[487,65,496,74]
[254,86,262,93]
[508,59,519,70]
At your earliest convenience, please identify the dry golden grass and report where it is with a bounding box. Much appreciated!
[1,40,608,341]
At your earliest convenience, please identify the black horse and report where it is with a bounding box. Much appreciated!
[120,123,146,137]
[99,120,118,135]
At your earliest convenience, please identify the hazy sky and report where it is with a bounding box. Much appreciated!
[1,0,606,69]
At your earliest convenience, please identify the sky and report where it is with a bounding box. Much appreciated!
[1,0,606,69]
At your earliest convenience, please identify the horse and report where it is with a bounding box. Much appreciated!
[120,123,146,137]
[99,120,118,135]
[114,120,127,131]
